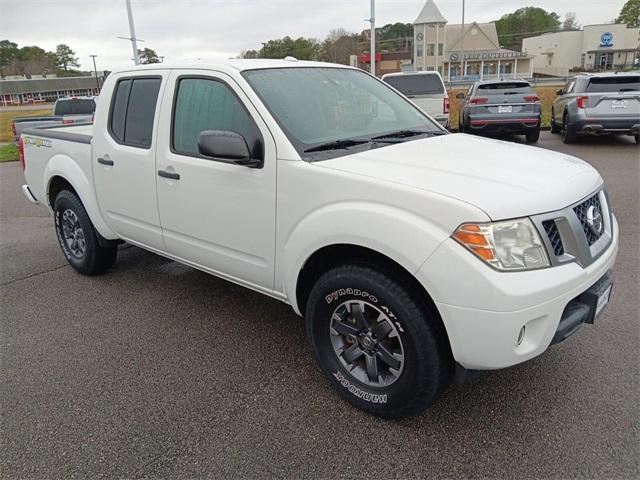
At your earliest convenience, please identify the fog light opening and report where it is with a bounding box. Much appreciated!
[517,326,526,346]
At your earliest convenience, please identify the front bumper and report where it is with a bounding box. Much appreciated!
[416,214,619,370]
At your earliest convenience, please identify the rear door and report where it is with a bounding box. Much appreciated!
[383,74,445,117]
[583,75,640,118]
[93,72,166,250]
[154,70,277,289]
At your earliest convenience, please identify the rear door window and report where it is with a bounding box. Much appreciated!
[586,76,640,93]
[383,74,444,95]
[109,77,161,148]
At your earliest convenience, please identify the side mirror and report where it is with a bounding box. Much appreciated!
[455,92,465,100]
[197,130,261,168]
[556,89,564,96]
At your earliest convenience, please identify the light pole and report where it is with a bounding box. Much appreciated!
[121,0,140,65]
[367,0,376,76]
[461,0,465,77]
[89,55,100,93]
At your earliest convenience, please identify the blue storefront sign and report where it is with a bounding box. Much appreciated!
[600,32,613,48]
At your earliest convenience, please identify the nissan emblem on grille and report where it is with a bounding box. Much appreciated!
[586,205,603,236]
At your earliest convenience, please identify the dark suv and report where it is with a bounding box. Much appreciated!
[457,80,542,143]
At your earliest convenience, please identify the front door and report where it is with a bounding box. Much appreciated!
[93,73,165,250]
[155,71,277,289]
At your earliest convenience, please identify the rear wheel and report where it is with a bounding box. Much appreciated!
[635,134,639,144]
[53,190,117,275]
[525,129,540,143]
[305,264,453,418]
[562,112,577,144]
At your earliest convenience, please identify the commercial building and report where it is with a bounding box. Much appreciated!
[412,0,533,81]
[0,75,104,106]
[523,24,640,77]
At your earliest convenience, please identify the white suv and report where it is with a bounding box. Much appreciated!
[382,71,450,128]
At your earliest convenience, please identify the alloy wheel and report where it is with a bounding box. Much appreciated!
[329,300,405,387]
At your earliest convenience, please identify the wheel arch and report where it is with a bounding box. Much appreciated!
[295,243,453,361]
[44,155,117,241]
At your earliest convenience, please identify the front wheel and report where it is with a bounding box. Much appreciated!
[305,264,453,418]
[550,110,561,134]
[53,190,117,275]
[562,113,578,144]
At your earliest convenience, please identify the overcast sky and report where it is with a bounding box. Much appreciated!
[0,0,629,71]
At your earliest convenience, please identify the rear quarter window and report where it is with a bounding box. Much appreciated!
[384,74,445,95]
[586,76,640,93]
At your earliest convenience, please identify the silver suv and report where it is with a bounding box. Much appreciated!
[551,72,640,144]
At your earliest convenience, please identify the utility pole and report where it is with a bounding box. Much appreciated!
[367,0,376,76]
[460,0,465,77]
[89,55,100,92]
[125,0,140,65]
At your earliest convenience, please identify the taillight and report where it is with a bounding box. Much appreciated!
[576,96,589,109]
[524,95,539,103]
[18,137,25,171]
[443,97,450,114]
[62,118,74,124]
[469,97,488,105]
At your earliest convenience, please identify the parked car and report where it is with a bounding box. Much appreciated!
[20,60,617,418]
[551,72,640,144]
[457,80,542,143]
[381,71,450,128]
[12,96,96,142]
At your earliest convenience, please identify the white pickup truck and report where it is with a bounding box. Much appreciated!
[20,59,618,418]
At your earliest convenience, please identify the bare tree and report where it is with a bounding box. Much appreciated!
[562,12,581,30]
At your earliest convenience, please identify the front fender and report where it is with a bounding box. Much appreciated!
[280,200,486,315]
[43,154,117,240]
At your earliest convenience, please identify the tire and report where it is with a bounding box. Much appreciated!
[550,109,561,134]
[53,190,117,275]
[635,134,639,144]
[562,112,577,144]
[525,129,540,143]
[305,264,453,419]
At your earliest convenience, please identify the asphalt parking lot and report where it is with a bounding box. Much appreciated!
[1,132,638,479]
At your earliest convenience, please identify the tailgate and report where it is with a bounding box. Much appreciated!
[410,95,445,116]
[585,93,640,117]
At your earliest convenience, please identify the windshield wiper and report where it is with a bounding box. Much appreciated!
[371,129,445,141]
[303,138,370,153]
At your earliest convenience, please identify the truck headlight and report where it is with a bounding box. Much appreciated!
[452,219,550,271]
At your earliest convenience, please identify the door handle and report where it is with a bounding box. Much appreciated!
[158,170,180,180]
[97,157,114,166]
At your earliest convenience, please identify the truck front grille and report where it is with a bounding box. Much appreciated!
[574,194,604,245]
[542,220,564,256]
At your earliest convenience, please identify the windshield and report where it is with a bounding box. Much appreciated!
[586,76,640,93]
[383,74,444,95]
[242,67,442,160]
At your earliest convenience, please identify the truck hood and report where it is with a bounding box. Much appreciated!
[315,133,602,219]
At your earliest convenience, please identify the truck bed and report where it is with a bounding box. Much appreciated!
[22,123,94,206]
